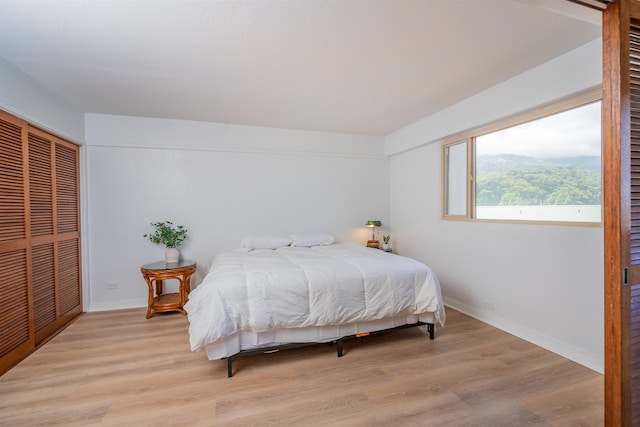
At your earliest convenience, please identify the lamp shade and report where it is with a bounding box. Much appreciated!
[366,220,382,227]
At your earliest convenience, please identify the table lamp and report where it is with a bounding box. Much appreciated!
[366,220,382,248]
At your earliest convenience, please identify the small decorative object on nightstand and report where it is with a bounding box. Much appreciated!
[366,220,382,248]
[143,220,189,263]
[140,260,196,319]
[382,234,391,251]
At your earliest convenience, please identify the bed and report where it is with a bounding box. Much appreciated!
[185,238,445,377]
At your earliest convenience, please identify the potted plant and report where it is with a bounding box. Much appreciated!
[144,221,189,263]
[382,235,391,251]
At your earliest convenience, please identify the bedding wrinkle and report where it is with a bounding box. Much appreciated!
[313,245,416,319]
[278,247,366,325]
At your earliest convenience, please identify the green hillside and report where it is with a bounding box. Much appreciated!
[475,155,601,206]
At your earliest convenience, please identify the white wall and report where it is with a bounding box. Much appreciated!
[85,114,389,311]
[0,56,84,143]
[387,39,604,372]
[385,39,602,156]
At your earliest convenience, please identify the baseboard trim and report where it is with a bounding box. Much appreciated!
[88,299,147,312]
[443,297,603,374]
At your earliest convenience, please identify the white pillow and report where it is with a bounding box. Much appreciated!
[289,232,334,247]
[240,235,292,250]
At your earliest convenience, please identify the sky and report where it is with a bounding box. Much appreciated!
[476,101,601,159]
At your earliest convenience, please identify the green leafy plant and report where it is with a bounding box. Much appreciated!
[383,235,390,244]
[144,221,188,248]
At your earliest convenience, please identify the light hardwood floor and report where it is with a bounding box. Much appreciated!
[0,307,602,426]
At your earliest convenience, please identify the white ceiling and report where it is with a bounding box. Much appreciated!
[0,0,602,136]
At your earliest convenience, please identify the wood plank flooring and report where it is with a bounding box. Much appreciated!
[0,307,602,426]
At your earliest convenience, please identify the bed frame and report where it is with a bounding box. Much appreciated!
[225,321,435,377]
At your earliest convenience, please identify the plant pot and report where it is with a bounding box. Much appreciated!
[165,248,180,263]
[382,243,390,251]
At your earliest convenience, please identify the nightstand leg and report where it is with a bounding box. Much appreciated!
[184,274,191,294]
[144,276,155,319]
[179,276,187,312]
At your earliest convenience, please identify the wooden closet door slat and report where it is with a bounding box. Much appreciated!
[32,243,56,333]
[0,249,29,359]
[0,118,25,242]
[57,239,80,316]
[28,133,53,237]
[55,143,78,234]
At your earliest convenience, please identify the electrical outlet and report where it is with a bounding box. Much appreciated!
[106,282,119,290]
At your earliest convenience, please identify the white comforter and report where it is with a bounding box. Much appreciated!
[185,243,445,352]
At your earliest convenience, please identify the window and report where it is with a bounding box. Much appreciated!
[443,90,601,224]
[444,141,468,217]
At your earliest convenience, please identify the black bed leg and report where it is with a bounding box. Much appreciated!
[336,338,343,357]
[227,356,234,378]
[427,323,435,340]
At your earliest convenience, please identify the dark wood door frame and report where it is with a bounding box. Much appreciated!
[603,1,627,424]
[602,0,639,425]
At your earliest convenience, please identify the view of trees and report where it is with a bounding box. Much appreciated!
[475,155,601,206]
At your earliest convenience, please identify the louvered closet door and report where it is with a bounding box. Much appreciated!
[0,108,82,375]
[27,127,81,344]
[28,132,55,336]
[55,141,81,320]
[0,111,32,374]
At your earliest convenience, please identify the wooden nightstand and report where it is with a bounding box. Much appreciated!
[141,260,196,319]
